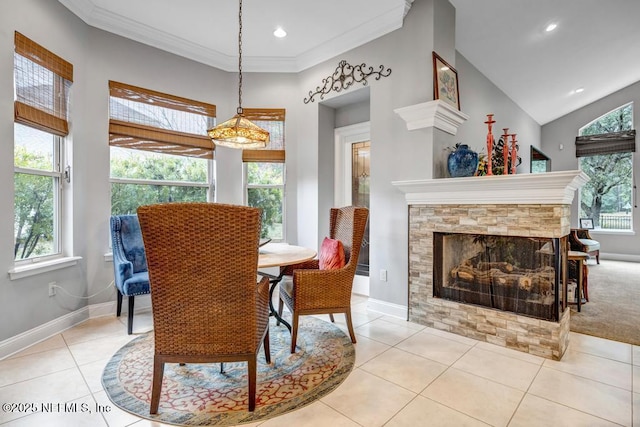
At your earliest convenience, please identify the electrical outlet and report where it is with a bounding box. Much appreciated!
[48,282,56,297]
[380,269,388,282]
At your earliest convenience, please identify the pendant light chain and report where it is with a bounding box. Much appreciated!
[237,0,243,115]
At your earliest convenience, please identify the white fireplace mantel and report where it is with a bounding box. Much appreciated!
[392,170,589,205]
[394,100,470,135]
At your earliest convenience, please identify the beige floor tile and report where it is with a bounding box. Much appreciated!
[421,368,523,427]
[68,334,136,366]
[634,365,640,394]
[452,347,540,391]
[118,310,154,334]
[396,330,472,365]
[1,395,108,427]
[377,315,426,331]
[568,332,632,364]
[259,400,360,427]
[320,368,415,427]
[93,389,148,427]
[360,347,447,393]
[528,367,632,426]
[474,341,545,365]
[509,394,621,427]
[62,316,127,345]
[7,334,67,359]
[0,368,92,424]
[0,346,76,387]
[352,336,391,367]
[78,357,111,393]
[422,327,481,346]
[543,348,632,390]
[385,395,490,427]
[355,318,421,346]
[633,345,640,366]
[633,392,640,427]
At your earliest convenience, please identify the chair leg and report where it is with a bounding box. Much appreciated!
[290,313,299,354]
[345,310,357,344]
[116,289,123,317]
[596,250,600,264]
[276,297,284,326]
[263,328,271,364]
[582,264,589,302]
[247,357,257,411]
[150,357,165,414]
[329,313,335,323]
[127,296,135,335]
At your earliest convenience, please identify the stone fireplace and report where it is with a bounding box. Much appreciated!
[393,170,588,360]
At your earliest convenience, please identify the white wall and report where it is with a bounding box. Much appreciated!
[542,80,640,260]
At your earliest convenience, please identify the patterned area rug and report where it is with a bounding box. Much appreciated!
[102,316,355,426]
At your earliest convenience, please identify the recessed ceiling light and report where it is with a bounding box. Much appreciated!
[273,27,287,38]
[545,23,557,32]
[575,87,585,93]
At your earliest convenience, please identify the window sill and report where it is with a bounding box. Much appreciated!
[590,229,636,236]
[8,256,82,280]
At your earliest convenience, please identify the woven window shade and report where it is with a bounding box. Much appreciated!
[575,130,636,157]
[109,81,216,159]
[14,32,73,136]
[242,108,286,163]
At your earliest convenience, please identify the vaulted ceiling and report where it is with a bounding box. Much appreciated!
[58,0,640,125]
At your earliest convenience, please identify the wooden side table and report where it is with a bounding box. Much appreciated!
[568,250,589,312]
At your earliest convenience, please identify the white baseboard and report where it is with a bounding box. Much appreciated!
[0,308,90,360]
[601,252,640,263]
[367,298,408,319]
[0,298,153,360]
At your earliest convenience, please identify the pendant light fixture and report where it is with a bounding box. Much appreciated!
[208,0,269,149]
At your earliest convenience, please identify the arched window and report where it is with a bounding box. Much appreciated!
[577,102,635,230]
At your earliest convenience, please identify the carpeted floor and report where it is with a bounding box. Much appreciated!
[569,259,640,345]
[102,316,355,426]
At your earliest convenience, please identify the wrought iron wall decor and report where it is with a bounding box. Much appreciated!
[303,60,391,104]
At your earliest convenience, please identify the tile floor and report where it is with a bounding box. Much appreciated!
[0,295,638,426]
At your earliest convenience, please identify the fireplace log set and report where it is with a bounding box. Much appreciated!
[442,255,558,321]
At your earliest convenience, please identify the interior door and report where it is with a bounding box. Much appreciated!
[335,122,370,295]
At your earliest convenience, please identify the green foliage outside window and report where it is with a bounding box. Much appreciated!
[579,103,633,229]
[110,149,209,215]
[247,163,284,239]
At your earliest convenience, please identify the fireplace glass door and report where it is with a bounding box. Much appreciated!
[434,233,561,321]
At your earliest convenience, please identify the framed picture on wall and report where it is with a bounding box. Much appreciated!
[579,218,594,229]
[432,51,460,110]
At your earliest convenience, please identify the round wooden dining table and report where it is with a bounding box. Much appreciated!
[258,243,317,331]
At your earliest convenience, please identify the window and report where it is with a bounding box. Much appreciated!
[576,102,635,230]
[242,109,286,240]
[109,81,216,214]
[13,32,72,261]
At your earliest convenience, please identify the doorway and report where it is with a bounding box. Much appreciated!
[335,122,370,296]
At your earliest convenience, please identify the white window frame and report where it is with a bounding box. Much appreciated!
[243,162,286,242]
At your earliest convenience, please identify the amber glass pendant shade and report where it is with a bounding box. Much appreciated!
[208,112,269,149]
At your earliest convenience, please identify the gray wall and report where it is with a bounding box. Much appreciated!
[542,80,640,260]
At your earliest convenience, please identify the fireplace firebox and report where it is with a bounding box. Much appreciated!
[433,233,562,321]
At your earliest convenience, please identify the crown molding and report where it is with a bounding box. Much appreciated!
[394,100,470,136]
[58,0,413,73]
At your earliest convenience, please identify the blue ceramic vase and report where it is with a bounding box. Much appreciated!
[447,144,479,177]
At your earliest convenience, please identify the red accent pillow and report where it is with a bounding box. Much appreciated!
[319,237,345,270]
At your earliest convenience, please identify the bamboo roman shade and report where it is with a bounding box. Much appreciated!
[575,130,636,157]
[14,32,73,136]
[109,81,216,159]
[241,109,286,163]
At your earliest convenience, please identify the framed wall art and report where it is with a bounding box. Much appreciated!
[432,51,460,110]
[579,218,594,229]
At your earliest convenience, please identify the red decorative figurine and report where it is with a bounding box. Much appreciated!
[510,134,518,174]
[502,128,510,175]
[484,114,496,176]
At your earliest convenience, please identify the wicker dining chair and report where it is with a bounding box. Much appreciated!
[137,202,271,413]
[277,206,369,353]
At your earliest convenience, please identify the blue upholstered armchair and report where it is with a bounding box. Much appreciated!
[110,215,150,334]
